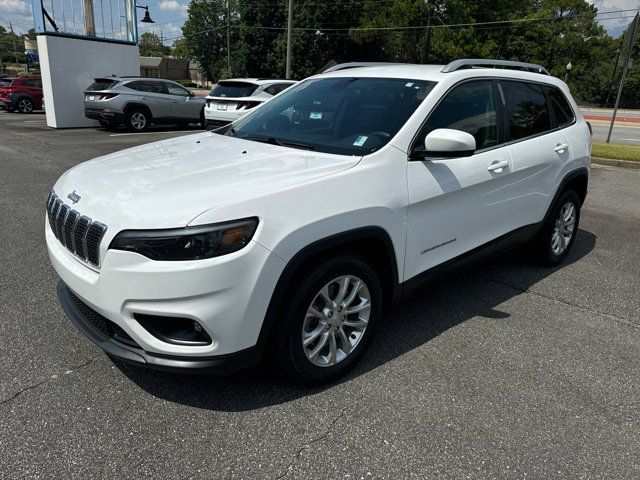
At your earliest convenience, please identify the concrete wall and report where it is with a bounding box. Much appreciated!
[37,34,140,128]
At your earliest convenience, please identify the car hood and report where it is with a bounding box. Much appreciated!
[53,132,361,229]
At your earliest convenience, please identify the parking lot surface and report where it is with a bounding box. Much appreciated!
[1,112,640,479]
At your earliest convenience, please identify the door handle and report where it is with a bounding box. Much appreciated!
[487,160,509,172]
[554,143,569,153]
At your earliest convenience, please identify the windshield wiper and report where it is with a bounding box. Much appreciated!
[241,135,314,151]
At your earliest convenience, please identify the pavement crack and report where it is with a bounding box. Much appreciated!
[486,276,637,329]
[0,354,101,407]
[274,391,362,479]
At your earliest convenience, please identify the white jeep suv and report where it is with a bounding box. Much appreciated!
[46,60,591,384]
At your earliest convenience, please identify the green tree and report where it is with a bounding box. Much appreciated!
[139,32,170,57]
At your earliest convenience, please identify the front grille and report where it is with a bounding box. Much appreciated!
[47,191,107,267]
[66,286,139,348]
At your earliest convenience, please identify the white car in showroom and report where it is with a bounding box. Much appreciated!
[46,60,591,384]
[203,78,296,129]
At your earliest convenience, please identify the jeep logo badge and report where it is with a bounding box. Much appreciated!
[67,190,81,204]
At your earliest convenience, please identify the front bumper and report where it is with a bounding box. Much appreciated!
[47,219,286,368]
[57,281,260,374]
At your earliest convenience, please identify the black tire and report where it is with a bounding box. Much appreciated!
[125,108,150,132]
[273,255,382,385]
[535,189,581,266]
[16,98,34,113]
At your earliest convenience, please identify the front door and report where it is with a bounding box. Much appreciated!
[405,79,519,281]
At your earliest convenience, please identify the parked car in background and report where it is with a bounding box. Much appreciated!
[83,76,206,131]
[0,77,43,113]
[204,78,296,129]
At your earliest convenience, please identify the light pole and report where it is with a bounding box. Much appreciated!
[564,62,572,83]
[285,0,293,79]
[605,47,622,108]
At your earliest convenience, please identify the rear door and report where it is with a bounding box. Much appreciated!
[128,81,172,119]
[405,79,518,279]
[501,80,572,227]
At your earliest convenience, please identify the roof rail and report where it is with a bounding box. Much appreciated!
[323,62,402,73]
[442,59,549,75]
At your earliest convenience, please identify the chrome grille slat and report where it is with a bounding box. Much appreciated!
[46,192,108,267]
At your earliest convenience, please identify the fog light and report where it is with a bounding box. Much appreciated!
[134,314,212,346]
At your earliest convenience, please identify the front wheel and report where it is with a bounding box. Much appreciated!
[535,190,581,265]
[273,255,382,385]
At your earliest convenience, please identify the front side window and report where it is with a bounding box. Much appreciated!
[166,83,190,97]
[501,81,551,141]
[0,79,12,87]
[544,86,575,128]
[422,80,497,151]
[228,77,437,155]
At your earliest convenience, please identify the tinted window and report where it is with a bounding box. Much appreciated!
[264,83,292,96]
[166,82,190,96]
[501,81,551,140]
[423,80,497,151]
[544,86,574,127]
[88,79,118,91]
[210,81,259,98]
[230,77,436,155]
[0,79,12,87]
[127,81,167,94]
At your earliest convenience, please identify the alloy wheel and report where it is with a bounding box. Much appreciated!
[18,99,33,113]
[302,275,371,367]
[130,112,147,130]
[551,201,576,255]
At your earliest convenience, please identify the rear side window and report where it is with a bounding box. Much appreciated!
[544,86,575,128]
[210,81,258,98]
[88,79,118,91]
[501,81,551,141]
[127,81,167,94]
[423,79,498,151]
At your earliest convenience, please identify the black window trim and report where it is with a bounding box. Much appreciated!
[409,76,577,159]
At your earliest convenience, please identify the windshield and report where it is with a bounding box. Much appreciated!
[226,77,436,155]
[210,81,259,98]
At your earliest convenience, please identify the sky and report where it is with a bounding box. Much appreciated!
[1,0,638,44]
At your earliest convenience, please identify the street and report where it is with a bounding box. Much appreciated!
[1,111,640,479]
[581,107,640,145]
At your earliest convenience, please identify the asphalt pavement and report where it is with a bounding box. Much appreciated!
[580,107,640,146]
[1,112,640,479]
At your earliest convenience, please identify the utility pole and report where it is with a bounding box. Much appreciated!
[9,22,18,65]
[607,13,639,143]
[285,0,293,79]
[83,0,96,36]
[227,0,231,76]
[605,45,622,108]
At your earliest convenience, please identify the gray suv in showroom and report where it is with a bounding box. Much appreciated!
[84,76,206,131]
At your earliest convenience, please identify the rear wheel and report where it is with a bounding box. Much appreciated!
[17,98,34,113]
[273,255,382,385]
[535,190,581,265]
[126,108,149,132]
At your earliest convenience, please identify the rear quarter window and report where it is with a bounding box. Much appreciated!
[544,86,575,128]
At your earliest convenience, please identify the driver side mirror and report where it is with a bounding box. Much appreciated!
[411,128,476,160]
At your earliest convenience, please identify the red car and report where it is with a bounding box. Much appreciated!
[0,77,43,113]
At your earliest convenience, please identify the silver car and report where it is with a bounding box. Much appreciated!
[84,76,206,131]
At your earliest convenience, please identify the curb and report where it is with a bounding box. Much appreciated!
[592,157,640,170]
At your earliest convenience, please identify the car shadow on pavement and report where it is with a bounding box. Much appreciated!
[114,228,597,411]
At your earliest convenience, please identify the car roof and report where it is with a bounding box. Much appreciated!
[312,62,563,87]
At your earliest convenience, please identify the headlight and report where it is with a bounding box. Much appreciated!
[109,218,258,260]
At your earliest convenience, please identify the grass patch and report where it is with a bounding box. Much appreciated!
[592,142,640,162]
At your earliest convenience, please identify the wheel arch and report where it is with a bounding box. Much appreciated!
[123,102,153,120]
[545,167,589,224]
[255,226,401,358]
